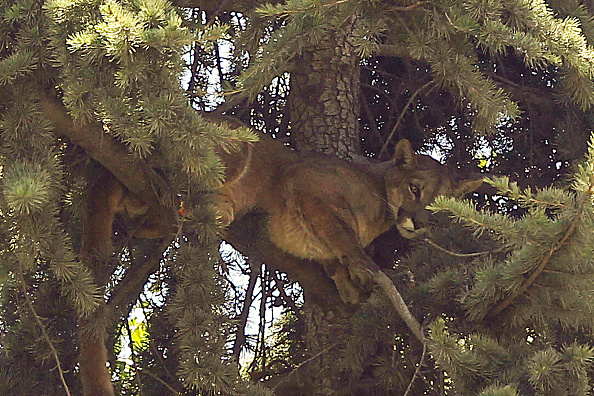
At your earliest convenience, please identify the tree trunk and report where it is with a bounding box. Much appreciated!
[78,168,119,396]
[289,16,360,160]
[287,17,361,395]
[79,311,113,396]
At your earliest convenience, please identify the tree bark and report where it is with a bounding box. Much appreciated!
[289,15,361,159]
[78,308,114,396]
[287,19,361,395]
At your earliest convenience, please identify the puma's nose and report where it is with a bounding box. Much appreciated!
[397,208,430,230]
[413,209,430,229]
[396,208,431,239]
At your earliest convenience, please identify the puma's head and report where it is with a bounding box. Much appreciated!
[384,140,483,239]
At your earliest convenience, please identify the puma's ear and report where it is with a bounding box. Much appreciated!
[452,177,484,197]
[393,139,416,168]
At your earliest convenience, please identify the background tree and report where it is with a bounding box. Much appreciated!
[2,0,594,395]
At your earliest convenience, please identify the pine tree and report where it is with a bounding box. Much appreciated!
[2,0,594,395]
[418,139,594,394]
[0,1,263,395]
[233,1,594,394]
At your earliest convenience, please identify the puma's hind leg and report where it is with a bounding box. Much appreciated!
[269,193,379,304]
[321,259,362,305]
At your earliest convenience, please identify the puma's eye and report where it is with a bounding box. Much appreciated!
[409,183,421,198]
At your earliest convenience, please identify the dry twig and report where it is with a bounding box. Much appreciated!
[17,264,72,396]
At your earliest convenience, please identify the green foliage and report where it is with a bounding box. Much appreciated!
[259,310,306,376]
[428,319,594,395]
[1,0,594,394]
[46,0,255,186]
[477,384,519,396]
[0,0,257,394]
[419,132,594,394]
[166,203,272,396]
[428,319,512,393]
[4,160,53,214]
[238,0,594,133]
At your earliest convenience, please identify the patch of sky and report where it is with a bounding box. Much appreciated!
[220,241,302,366]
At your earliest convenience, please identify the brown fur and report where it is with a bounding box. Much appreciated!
[214,133,298,227]
[224,211,344,309]
[214,136,482,304]
[82,168,177,259]
[88,119,481,307]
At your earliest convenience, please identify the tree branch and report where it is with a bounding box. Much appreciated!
[107,237,175,319]
[360,87,385,148]
[374,44,414,59]
[372,269,425,343]
[271,343,338,392]
[488,211,581,317]
[379,80,434,158]
[232,264,260,362]
[423,238,503,258]
[39,93,172,208]
[488,181,594,317]
[270,270,304,323]
[403,343,426,396]
[141,370,182,395]
[125,317,144,394]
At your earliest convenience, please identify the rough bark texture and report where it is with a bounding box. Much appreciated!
[289,16,361,159]
[287,20,361,395]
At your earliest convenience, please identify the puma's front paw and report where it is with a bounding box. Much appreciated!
[324,262,363,305]
[347,261,377,289]
[331,273,362,305]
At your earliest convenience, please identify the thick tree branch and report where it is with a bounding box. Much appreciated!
[40,93,176,396]
[40,94,172,208]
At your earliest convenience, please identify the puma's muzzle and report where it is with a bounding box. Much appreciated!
[396,208,429,239]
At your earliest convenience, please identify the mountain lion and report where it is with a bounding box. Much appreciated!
[87,117,482,306]
[215,135,483,304]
